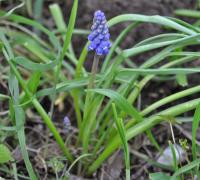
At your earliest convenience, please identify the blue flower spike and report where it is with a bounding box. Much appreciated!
[88,10,111,56]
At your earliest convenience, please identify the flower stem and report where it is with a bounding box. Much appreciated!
[88,54,100,89]
[80,54,100,152]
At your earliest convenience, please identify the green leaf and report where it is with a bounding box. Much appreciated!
[9,75,37,180]
[0,10,60,49]
[36,77,91,97]
[176,74,188,87]
[0,94,10,101]
[59,0,78,61]
[117,67,200,77]
[175,9,200,18]
[0,125,16,131]
[122,34,200,58]
[5,35,38,179]
[75,42,89,78]
[88,98,200,174]
[101,22,138,72]
[49,4,66,31]
[13,56,57,71]
[50,157,64,173]
[107,14,195,35]
[168,141,178,171]
[49,3,77,63]
[0,144,13,163]
[112,103,130,180]
[33,0,44,20]
[20,71,41,109]
[135,33,186,47]
[88,89,143,122]
[149,172,171,180]
[192,103,200,160]
[0,41,3,51]
[171,159,200,179]
[142,85,200,116]
[0,1,25,18]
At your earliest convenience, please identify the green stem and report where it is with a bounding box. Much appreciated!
[88,98,200,174]
[8,60,73,162]
[81,54,100,153]
[88,54,100,89]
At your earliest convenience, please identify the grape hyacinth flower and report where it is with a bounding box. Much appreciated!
[88,10,111,55]
[81,10,111,154]
[63,116,71,133]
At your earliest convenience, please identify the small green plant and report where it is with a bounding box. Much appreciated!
[0,144,13,164]
[1,1,200,179]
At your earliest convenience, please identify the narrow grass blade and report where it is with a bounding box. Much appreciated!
[13,56,57,71]
[0,94,10,100]
[58,0,78,63]
[0,10,60,49]
[0,2,25,18]
[36,77,90,97]
[75,42,89,78]
[101,22,139,72]
[20,71,41,109]
[169,141,178,171]
[112,103,130,180]
[0,125,16,131]
[107,14,196,35]
[135,33,186,47]
[9,71,37,180]
[192,103,200,178]
[49,3,77,60]
[175,9,200,18]
[88,98,200,174]
[49,0,78,117]
[123,35,199,58]
[88,88,143,122]
[142,85,200,116]
[33,0,43,20]
[149,172,170,180]
[118,67,200,76]
[192,103,200,159]
[171,159,200,180]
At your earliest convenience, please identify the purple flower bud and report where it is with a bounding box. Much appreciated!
[103,47,109,55]
[98,34,104,40]
[88,33,95,41]
[63,116,71,133]
[94,10,103,17]
[93,38,101,45]
[88,42,96,50]
[88,10,111,55]
[96,47,104,55]
[104,33,110,40]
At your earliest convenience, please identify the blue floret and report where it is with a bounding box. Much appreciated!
[88,10,111,55]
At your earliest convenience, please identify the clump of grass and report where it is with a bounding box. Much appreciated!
[1,1,200,179]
